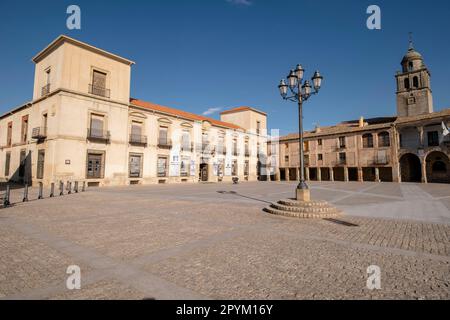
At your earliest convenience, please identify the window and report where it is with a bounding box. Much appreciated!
[404,78,410,90]
[4,152,11,176]
[232,160,238,176]
[42,113,48,129]
[408,62,413,72]
[256,121,261,135]
[90,114,105,138]
[42,69,51,96]
[201,132,209,151]
[217,135,225,154]
[158,126,169,145]
[7,122,12,147]
[304,141,309,152]
[157,156,168,177]
[129,153,143,178]
[130,121,145,144]
[90,70,109,97]
[86,152,104,179]
[378,132,390,147]
[244,160,249,176]
[339,136,346,148]
[181,130,191,151]
[339,152,346,164]
[318,154,323,161]
[37,150,45,179]
[232,139,238,156]
[362,133,373,148]
[245,142,249,156]
[21,115,28,143]
[413,76,419,88]
[427,131,439,147]
[318,139,322,146]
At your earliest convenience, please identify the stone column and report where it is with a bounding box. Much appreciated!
[329,167,334,181]
[305,167,310,181]
[296,167,300,182]
[317,168,322,181]
[358,167,363,182]
[276,168,281,181]
[418,126,424,147]
[286,169,290,181]
[344,167,349,182]
[375,167,380,182]
[421,159,428,183]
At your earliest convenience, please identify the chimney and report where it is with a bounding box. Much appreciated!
[315,124,321,133]
[359,116,365,128]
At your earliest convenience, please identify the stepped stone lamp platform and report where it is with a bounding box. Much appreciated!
[264,189,341,219]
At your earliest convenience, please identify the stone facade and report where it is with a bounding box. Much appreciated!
[0,35,267,187]
[268,42,450,184]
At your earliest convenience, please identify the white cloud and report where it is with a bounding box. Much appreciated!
[226,0,252,6]
[202,107,222,116]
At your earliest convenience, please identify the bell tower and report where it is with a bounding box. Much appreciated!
[395,36,433,117]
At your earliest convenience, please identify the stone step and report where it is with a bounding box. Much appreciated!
[278,198,330,208]
[270,202,338,213]
[263,206,341,219]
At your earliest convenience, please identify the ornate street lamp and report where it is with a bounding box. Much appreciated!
[278,66,323,201]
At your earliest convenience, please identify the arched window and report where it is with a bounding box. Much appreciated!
[408,62,413,71]
[432,161,446,172]
[378,132,390,147]
[413,76,419,88]
[362,133,373,148]
[404,78,410,90]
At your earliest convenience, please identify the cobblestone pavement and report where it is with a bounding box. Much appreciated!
[0,181,449,299]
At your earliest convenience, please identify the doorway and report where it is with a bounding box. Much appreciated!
[200,163,208,182]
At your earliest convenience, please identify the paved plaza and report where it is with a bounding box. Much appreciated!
[0,181,449,299]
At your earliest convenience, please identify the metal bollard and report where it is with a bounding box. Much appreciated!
[67,181,72,194]
[38,182,43,199]
[74,181,79,193]
[50,182,55,197]
[60,181,64,196]
[23,183,29,202]
[3,184,11,207]
[82,181,86,192]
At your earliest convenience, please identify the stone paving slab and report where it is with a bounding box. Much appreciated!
[0,181,449,299]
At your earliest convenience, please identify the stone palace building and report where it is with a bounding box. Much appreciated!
[269,41,450,184]
[0,35,268,187]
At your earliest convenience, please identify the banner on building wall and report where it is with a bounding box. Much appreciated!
[169,155,180,177]
[225,158,232,176]
[213,162,218,176]
[190,160,196,176]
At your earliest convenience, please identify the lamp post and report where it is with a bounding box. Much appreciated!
[278,65,323,201]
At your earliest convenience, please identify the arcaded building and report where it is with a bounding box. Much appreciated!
[269,42,450,184]
[0,35,268,187]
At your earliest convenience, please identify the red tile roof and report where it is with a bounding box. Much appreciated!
[129,98,242,130]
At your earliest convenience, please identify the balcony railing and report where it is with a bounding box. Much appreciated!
[233,148,239,156]
[129,134,147,146]
[181,142,194,152]
[89,84,110,98]
[87,128,111,143]
[158,139,172,149]
[372,156,390,165]
[337,159,347,166]
[32,127,47,140]
[41,84,50,96]
[335,145,346,151]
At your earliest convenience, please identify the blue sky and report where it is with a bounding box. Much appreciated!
[0,0,449,135]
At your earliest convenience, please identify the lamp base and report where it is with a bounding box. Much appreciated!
[296,188,310,202]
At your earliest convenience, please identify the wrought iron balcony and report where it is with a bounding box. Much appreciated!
[32,127,47,140]
[216,146,226,155]
[87,128,110,143]
[88,84,110,98]
[181,142,194,152]
[337,159,347,166]
[129,134,147,146]
[158,139,172,149]
[233,148,239,156]
[41,84,50,96]
[372,156,390,165]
